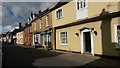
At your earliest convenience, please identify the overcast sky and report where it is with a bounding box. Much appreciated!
[0,1,58,34]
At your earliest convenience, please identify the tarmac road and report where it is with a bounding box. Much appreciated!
[1,43,120,68]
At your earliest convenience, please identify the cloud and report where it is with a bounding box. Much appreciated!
[1,2,58,34]
[12,6,21,16]
[0,25,2,34]
[2,2,57,25]
[2,0,60,2]
[2,25,13,33]
[0,5,2,18]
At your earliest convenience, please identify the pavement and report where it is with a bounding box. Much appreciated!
[1,43,120,68]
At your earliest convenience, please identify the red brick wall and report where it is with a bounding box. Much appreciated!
[24,26,31,46]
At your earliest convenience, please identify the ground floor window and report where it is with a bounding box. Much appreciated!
[117,25,120,45]
[60,32,68,45]
[115,25,120,49]
[44,34,51,46]
[34,34,38,44]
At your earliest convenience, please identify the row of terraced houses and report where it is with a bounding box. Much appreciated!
[2,0,120,58]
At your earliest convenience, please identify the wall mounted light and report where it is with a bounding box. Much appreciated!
[94,31,97,36]
[76,33,79,36]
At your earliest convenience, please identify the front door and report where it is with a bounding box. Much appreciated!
[34,34,39,45]
[40,34,43,47]
[83,32,91,53]
[44,34,51,49]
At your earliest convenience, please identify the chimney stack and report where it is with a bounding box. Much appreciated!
[25,23,28,26]
[31,12,33,19]
[39,10,41,14]
[19,23,22,28]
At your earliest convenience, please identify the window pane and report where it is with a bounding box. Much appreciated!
[80,1,83,8]
[58,10,60,18]
[56,11,58,18]
[84,0,86,7]
[46,15,49,26]
[60,9,62,17]
[40,19,42,28]
[65,32,67,44]
[34,21,36,30]
[60,32,67,44]
[77,0,80,10]
[117,26,120,45]
[56,9,62,19]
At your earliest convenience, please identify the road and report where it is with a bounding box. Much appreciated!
[1,43,120,68]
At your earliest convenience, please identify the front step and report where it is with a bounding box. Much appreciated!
[83,52,92,55]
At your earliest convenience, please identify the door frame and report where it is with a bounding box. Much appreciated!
[80,29,94,55]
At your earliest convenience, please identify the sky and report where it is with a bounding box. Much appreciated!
[0,0,59,34]
[1,0,119,34]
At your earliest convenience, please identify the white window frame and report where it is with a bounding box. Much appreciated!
[39,19,42,29]
[77,0,88,11]
[56,8,63,20]
[46,15,49,26]
[60,31,68,45]
[114,24,120,49]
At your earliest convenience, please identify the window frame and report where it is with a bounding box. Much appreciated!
[34,34,38,43]
[39,19,42,29]
[60,31,68,45]
[56,8,63,20]
[77,0,88,11]
[46,15,49,26]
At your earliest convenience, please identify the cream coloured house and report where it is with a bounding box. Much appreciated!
[52,0,120,57]
[16,29,24,45]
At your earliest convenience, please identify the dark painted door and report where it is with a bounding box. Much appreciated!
[84,32,91,53]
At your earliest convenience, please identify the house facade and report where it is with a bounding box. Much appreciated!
[52,0,120,57]
[24,23,31,46]
[31,9,55,50]
[6,32,11,43]
[16,28,24,45]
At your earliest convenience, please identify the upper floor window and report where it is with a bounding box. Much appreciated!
[28,27,30,33]
[60,32,68,45]
[34,21,36,30]
[39,19,42,28]
[56,9,63,19]
[30,27,31,32]
[46,15,49,26]
[77,0,87,10]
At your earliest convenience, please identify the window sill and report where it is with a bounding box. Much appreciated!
[56,16,63,20]
[46,25,49,27]
[77,7,88,12]
[60,43,68,45]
